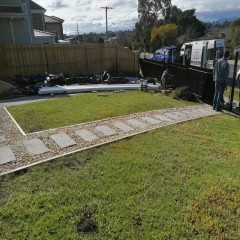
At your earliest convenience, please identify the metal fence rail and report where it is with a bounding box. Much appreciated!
[139,58,214,102]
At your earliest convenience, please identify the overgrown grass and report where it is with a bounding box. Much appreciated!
[7,91,194,133]
[1,114,240,239]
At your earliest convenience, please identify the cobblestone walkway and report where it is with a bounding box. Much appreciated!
[0,104,220,176]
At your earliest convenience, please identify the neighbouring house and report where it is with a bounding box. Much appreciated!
[30,0,46,31]
[44,15,64,40]
[0,0,63,44]
[34,29,56,44]
[30,1,58,43]
[0,0,35,44]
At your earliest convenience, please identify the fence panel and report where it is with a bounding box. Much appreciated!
[0,44,139,77]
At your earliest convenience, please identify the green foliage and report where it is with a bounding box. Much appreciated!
[150,23,178,48]
[177,9,206,38]
[135,0,172,50]
[230,18,240,35]
[8,92,194,133]
[233,27,240,47]
[1,115,240,239]
[164,5,182,24]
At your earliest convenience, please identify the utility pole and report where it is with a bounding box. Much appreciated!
[76,22,79,42]
[101,6,113,43]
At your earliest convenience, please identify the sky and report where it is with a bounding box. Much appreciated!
[34,0,240,35]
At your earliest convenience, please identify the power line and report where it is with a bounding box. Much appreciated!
[111,8,138,23]
[101,6,113,42]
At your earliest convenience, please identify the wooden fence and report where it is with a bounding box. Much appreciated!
[0,44,139,77]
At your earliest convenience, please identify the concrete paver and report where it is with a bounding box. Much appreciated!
[50,134,76,148]
[153,115,171,122]
[95,125,117,136]
[75,129,98,142]
[23,139,49,156]
[126,119,148,128]
[0,145,16,164]
[164,113,180,121]
[114,122,134,132]
[0,135,6,143]
[141,116,161,124]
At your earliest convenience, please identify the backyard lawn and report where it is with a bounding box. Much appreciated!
[0,115,240,240]
[1,113,240,239]
[7,91,195,133]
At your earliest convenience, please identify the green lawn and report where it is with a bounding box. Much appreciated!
[1,114,240,239]
[224,87,240,101]
[7,91,194,133]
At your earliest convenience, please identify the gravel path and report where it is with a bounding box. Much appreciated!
[0,104,220,176]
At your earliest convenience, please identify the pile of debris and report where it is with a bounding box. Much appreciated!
[0,72,140,99]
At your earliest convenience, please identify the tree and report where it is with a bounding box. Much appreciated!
[232,26,240,48]
[177,9,206,38]
[135,0,172,51]
[150,23,178,49]
[230,18,240,47]
[164,5,182,24]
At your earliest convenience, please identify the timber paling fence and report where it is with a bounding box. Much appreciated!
[0,44,139,77]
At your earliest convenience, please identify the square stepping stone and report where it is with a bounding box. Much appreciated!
[23,139,49,156]
[95,125,117,136]
[141,116,161,124]
[50,134,76,148]
[179,111,192,118]
[75,129,98,142]
[0,145,16,164]
[153,115,171,122]
[114,121,134,132]
[187,109,201,117]
[173,112,186,117]
[164,113,180,121]
[126,119,148,129]
[0,135,6,143]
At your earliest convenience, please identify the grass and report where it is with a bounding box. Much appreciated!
[224,87,240,101]
[1,114,240,239]
[7,91,194,133]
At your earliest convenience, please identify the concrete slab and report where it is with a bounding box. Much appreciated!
[0,145,16,164]
[126,119,148,129]
[0,135,6,143]
[75,129,98,142]
[187,109,202,117]
[114,121,134,132]
[179,111,192,118]
[197,109,213,115]
[23,139,49,156]
[173,112,186,117]
[141,116,161,124]
[95,125,117,136]
[50,134,76,148]
[164,113,180,121]
[153,115,171,122]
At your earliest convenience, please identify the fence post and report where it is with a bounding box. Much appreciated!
[115,44,119,75]
[229,52,239,111]
[44,45,49,73]
[86,44,90,75]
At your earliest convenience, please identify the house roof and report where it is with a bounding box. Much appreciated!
[30,0,46,13]
[44,15,64,23]
[34,29,55,37]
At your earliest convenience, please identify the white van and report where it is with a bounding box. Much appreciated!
[180,39,225,69]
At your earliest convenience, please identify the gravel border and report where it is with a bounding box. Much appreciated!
[0,104,220,176]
